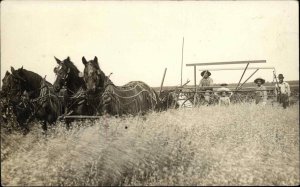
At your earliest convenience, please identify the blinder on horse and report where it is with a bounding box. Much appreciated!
[53,63,70,92]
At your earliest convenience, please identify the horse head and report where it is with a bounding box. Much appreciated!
[2,71,12,94]
[82,56,106,93]
[4,67,27,99]
[53,56,83,93]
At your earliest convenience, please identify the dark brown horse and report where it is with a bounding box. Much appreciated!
[82,56,160,116]
[4,67,62,132]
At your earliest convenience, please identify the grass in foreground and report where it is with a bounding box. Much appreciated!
[1,103,299,186]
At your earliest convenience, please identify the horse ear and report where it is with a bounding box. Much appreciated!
[5,71,11,76]
[67,56,70,61]
[82,56,88,65]
[54,56,61,64]
[11,67,16,74]
[94,56,98,63]
[21,66,23,70]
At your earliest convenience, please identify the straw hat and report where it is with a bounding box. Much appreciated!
[278,74,284,79]
[200,70,211,77]
[254,77,265,84]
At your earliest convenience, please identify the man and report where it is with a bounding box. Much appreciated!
[199,70,213,89]
[198,70,214,104]
[254,77,268,106]
[215,83,233,106]
[275,74,291,109]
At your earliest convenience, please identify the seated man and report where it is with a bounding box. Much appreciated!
[215,83,233,106]
[198,70,214,105]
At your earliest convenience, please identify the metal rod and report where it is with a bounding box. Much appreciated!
[186,60,266,67]
[198,67,274,71]
[181,37,184,86]
[235,63,250,90]
[159,68,167,96]
[237,69,259,90]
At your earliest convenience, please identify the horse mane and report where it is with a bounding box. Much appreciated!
[64,59,86,91]
[64,59,80,75]
[16,68,53,99]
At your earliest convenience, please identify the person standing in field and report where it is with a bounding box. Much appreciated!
[198,70,214,104]
[215,83,233,106]
[254,77,268,106]
[275,74,291,109]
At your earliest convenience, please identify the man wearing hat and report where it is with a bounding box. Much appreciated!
[199,70,213,89]
[215,83,233,106]
[254,77,268,105]
[275,74,290,109]
[198,70,214,104]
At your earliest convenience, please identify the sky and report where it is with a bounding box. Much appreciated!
[1,1,299,88]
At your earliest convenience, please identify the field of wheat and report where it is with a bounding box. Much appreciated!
[1,103,299,186]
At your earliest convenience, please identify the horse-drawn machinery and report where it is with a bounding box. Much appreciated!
[159,60,289,108]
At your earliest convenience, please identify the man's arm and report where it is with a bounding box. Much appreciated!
[209,78,213,85]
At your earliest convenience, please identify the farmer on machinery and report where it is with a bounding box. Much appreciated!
[254,77,268,106]
[275,74,291,109]
[198,70,214,103]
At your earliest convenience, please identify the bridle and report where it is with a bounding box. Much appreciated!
[54,64,70,86]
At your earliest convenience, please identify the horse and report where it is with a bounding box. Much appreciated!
[5,66,62,132]
[53,57,95,120]
[82,56,160,116]
[53,56,86,95]
[32,77,63,130]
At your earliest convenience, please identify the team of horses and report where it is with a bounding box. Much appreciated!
[1,56,174,134]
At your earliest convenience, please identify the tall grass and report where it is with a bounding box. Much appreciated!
[1,103,299,186]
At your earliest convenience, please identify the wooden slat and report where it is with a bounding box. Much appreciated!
[198,67,274,71]
[186,60,266,67]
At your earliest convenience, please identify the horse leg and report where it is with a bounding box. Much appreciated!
[65,118,72,130]
[41,120,47,133]
[21,122,30,135]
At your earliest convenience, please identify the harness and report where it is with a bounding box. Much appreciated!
[101,82,158,114]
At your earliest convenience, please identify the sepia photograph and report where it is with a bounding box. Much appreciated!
[1,0,299,186]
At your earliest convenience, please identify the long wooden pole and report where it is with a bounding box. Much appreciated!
[193,65,197,106]
[180,37,184,86]
[159,68,167,96]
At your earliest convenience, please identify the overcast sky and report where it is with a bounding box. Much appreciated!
[1,1,299,88]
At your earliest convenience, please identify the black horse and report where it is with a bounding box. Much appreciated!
[4,67,62,132]
[82,56,160,116]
